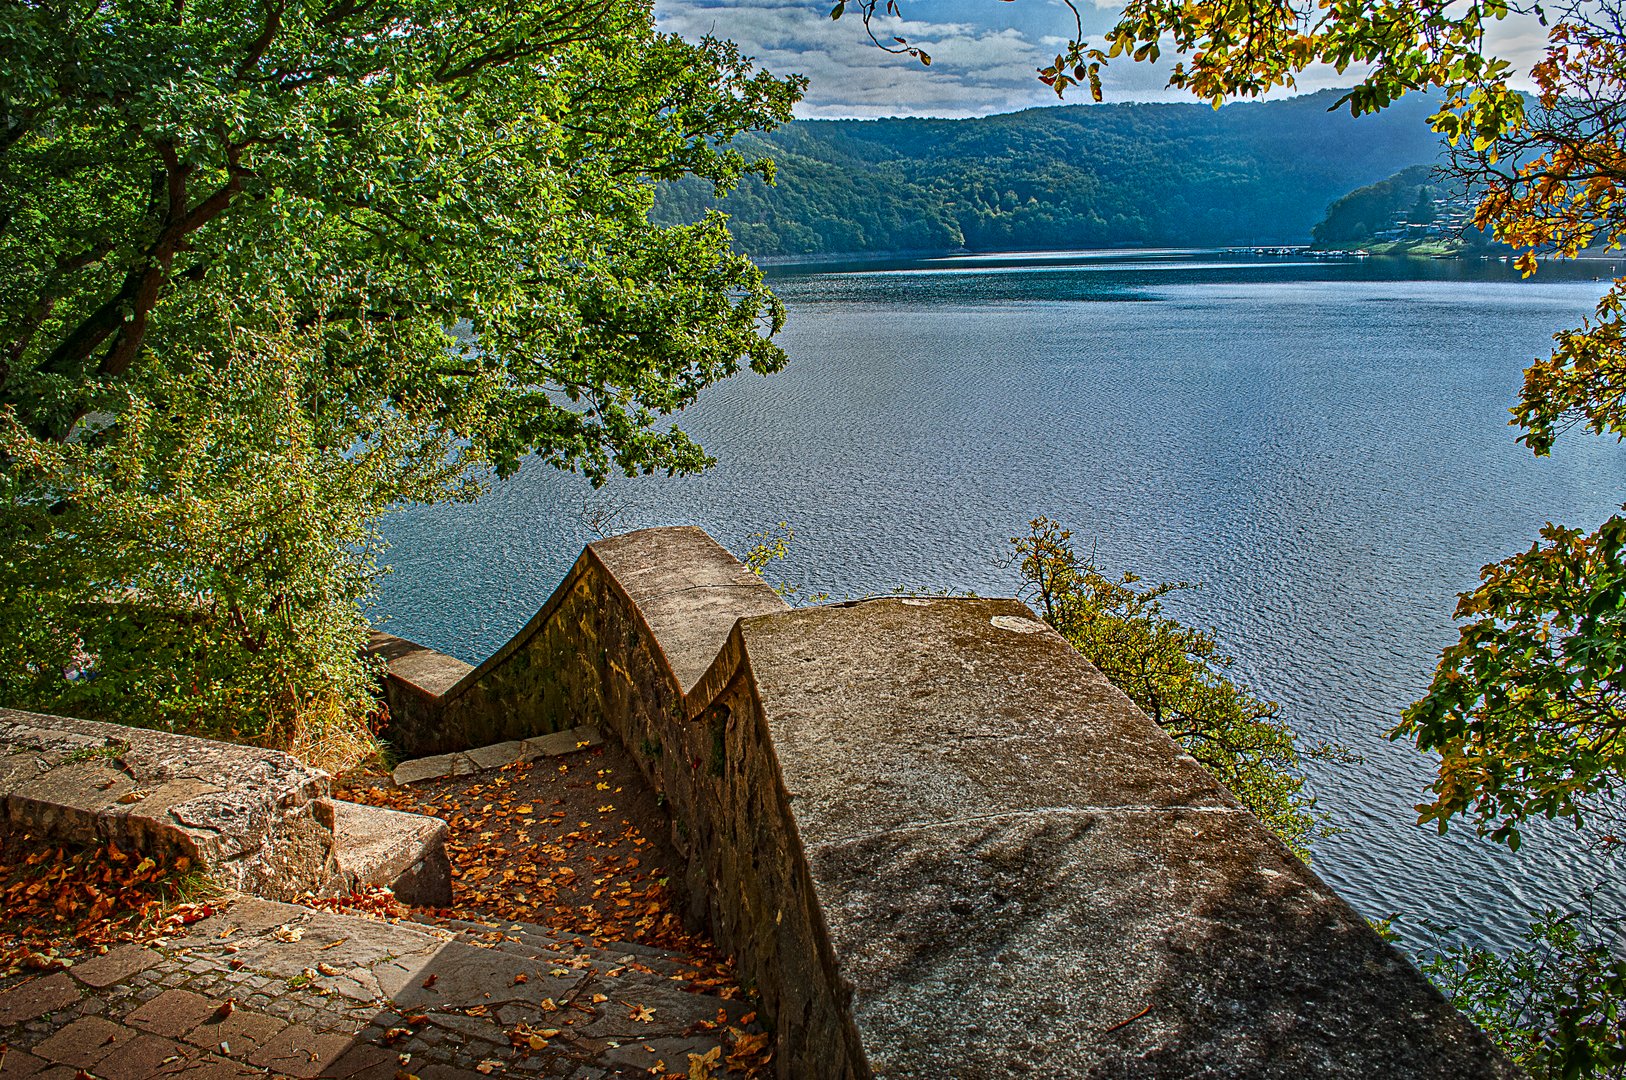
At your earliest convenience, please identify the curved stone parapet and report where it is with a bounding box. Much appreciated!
[373,526,788,757]
[374,527,1520,1079]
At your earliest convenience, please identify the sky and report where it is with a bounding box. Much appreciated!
[653,0,1554,119]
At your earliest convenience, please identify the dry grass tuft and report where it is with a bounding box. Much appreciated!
[277,694,388,777]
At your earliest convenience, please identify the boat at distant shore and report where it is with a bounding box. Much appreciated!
[1225,245,1372,258]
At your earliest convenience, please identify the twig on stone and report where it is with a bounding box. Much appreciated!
[1101,1004,1151,1034]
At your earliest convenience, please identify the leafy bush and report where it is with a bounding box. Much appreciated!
[0,302,464,743]
[1416,904,1626,1079]
[1011,517,1342,858]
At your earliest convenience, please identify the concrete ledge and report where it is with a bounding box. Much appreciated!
[0,709,335,901]
[390,726,604,787]
[368,630,473,697]
[371,527,785,757]
[324,799,451,907]
[0,709,451,907]
[722,600,1506,1076]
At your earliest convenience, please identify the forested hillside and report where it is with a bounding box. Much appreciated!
[1310,163,1495,251]
[1313,164,1445,245]
[655,89,1447,256]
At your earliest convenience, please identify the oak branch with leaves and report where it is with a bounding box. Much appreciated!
[0,0,803,736]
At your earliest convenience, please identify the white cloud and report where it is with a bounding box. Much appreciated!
[657,0,1064,117]
[655,0,1549,119]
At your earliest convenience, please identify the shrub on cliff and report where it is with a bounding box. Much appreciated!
[0,0,802,744]
[1012,517,1340,859]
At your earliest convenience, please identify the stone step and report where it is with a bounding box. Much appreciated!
[0,708,334,902]
[405,913,697,981]
[391,725,604,787]
[321,798,452,908]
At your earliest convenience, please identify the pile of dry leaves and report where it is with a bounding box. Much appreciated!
[0,837,219,977]
[344,745,728,964]
[343,742,775,1077]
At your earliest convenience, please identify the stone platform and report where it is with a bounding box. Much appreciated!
[0,895,752,1080]
[0,710,449,906]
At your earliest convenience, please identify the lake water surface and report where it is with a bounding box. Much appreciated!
[378,249,1626,951]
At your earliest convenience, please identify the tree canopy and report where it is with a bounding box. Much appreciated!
[0,0,802,741]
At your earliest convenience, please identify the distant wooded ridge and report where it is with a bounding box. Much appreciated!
[653,89,1451,257]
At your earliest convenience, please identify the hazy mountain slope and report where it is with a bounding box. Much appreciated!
[655,89,1448,256]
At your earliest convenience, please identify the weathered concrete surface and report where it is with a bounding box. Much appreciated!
[587,527,788,695]
[0,708,336,901]
[324,800,452,907]
[0,709,452,906]
[390,727,604,787]
[368,631,474,697]
[0,895,758,1080]
[368,630,474,759]
[692,598,1520,1079]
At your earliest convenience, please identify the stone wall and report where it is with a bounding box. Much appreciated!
[0,709,451,906]
[374,527,1521,1079]
[373,527,787,758]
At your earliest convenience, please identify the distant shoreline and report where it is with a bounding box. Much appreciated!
[753,243,1626,269]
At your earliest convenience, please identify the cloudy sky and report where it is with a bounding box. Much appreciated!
[654,0,1553,119]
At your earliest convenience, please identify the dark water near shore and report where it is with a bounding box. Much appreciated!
[378,249,1626,951]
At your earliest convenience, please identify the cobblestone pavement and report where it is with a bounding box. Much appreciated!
[0,896,760,1080]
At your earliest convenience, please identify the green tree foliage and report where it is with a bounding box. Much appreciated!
[656,90,1447,256]
[1399,515,1626,849]
[1311,164,1443,246]
[1417,908,1626,1079]
[1392,4,1626,851]
[1012,517,1337,859]
[0,0,801,740]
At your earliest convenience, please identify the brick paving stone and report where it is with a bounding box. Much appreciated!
[126,990,218,1038]
[182,1006,286,1056]
[0,1048,49,1079]
[153,1055,262,1080]
[418,1067,491,1080]
[0,975,80,1026]
[96,1033,194,1080]
[30,1068,80,1080]
[31,1015,141,1068]
[317,1042,397,1080]
[69,947,163,991]
[246,1023,351,1078]
[1,899,752,1080]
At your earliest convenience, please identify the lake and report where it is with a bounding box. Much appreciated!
[377,248,1626,951]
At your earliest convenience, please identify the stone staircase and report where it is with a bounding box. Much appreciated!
[407,913,701,983]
